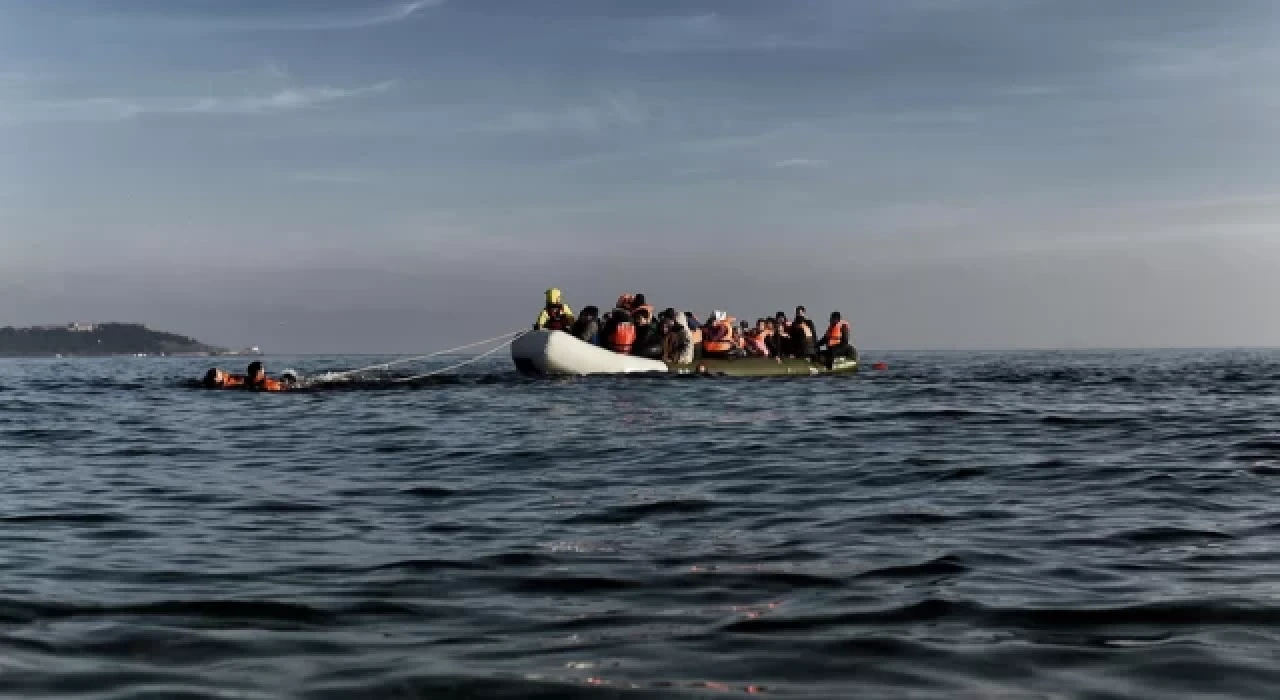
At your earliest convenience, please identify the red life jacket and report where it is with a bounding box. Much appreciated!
[544,303,569,331]
[608,321,636,354]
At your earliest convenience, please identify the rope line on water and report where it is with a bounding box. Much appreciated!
[319,330,527,382]
[393,333,524,383]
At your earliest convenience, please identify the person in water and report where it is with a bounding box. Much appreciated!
[569,305,601,345]
[534,287,575,331]
[244,361,293,392]
[202,367,244,389]
[817,311,856,368]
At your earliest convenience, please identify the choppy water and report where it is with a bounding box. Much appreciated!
[2,349,1280,699]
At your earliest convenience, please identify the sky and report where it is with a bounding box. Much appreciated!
[1,0,1278,353]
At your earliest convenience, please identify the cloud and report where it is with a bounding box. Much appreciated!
[123,1,443,33]
[773,158,828,169]
[608,13,837,53]
[485,93,651,135]
[9,81,397,123]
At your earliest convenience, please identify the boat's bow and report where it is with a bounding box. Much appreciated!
[511,330,668,376]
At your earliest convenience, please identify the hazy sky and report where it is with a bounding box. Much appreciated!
[2,0,1278,352]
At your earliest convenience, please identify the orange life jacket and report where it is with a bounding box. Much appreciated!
[205,369,245,389]
[608,321,636,354]
[543,303,569,331]
[826,320,850,347]
[247,377,288,392]
[702,320,734,354]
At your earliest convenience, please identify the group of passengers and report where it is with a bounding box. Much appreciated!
[534,288,857,368]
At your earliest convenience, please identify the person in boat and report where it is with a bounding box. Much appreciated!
[684,311,701,331]
[534,287,575,331]
[630,306,665,359]
[701,310,738,359]
[789,310,817,360]
[769,312,790,356]
[793,306,818,341]
[764,318,785,358]
[244,361,293,392]
[664,310,696,364]
[743,319,771,357]
[602,307,637,355]
[569,305,601,345]
[202,367,245,389]
[817,311,857,368]
[631,293,655,319]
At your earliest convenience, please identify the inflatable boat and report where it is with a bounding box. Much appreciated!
[510,330,858,377]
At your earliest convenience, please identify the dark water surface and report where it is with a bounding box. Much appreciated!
[3,349,1280,699]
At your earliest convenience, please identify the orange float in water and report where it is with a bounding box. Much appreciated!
[872,362,888,371]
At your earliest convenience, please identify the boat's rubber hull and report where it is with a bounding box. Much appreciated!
[511,330,668,376]
[511,331,858,377]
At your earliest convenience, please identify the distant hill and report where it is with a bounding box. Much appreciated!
[0,323,243,357]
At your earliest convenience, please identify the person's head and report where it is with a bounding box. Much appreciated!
[757,319,768,332]
[634,308,651,324]
[582,305,599,320]
[202,368,223,388]
[545,287,562,305]
[830,311,842,324]
[660,308,676,321]
[795,305,807,319]
[634,294,647,307]
[660,317,675,334]
[246,361,265,383]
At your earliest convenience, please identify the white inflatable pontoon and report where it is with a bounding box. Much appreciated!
[511,330,667,376]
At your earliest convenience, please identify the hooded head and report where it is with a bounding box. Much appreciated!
[545,288,562,305]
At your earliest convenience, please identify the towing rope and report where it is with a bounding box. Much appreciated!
[316,329,527,383]
[394,333,525,382]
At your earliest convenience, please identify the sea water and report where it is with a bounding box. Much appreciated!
[1,349,1279,698]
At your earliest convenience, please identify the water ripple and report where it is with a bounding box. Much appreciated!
[0,350,1277,698]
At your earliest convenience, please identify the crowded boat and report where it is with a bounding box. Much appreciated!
[529,287,858,372]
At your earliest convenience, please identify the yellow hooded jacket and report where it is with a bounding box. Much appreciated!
[535,287,575,329]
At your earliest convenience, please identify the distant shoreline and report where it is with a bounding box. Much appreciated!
[0,323,259,359]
